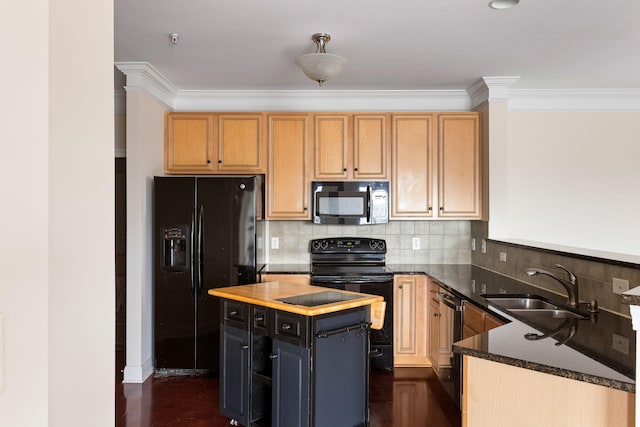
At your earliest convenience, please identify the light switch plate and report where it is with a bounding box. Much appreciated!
[271,237,279,250]
[612,278,629,295]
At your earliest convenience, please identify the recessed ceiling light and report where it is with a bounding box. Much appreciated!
[489,0,519,9]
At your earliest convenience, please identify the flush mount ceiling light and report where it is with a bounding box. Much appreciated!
[489,0,519,9]
[295,33,347,86]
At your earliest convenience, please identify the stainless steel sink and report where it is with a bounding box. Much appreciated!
[483,294,589,319]
[484,297,558,310]
[505,308,586,319]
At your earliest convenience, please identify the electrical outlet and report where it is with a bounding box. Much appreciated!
[481,239,487,254]
[612,333,629,355]
[271,237,279,250]
[412,237,420,250]
[471,280,476,293]
[471,238,476,251]
[499,252,507,262]
[499,288,507,294]
[612,278,629,295]
[481,283,487,294]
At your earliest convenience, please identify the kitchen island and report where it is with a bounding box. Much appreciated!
[208,281,384,427]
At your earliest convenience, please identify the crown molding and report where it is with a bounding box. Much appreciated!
[173,89,471,112]
[467,76,520,109]
[509,89,640,112]
[115,62,178,109]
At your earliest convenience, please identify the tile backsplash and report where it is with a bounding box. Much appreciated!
[471,221,640,317]
[263,220,472,265]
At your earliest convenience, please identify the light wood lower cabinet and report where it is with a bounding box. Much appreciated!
[463,355,635,427]
[428,279,453,372]
[393,275,429,366]
[260,274,310,286]
[462,301,504,339]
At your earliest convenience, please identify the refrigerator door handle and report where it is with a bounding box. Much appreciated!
[197,204,205,298]
[189,206,196,299]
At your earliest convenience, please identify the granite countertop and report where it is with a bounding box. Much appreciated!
[264,262,635,391]
[388,264,636,392]
[259,264,311,274]
[208,281,383,317]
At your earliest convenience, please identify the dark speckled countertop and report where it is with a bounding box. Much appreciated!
[388,264,636,392]
[264,263,635,392]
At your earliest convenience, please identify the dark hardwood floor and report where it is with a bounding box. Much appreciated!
[116,352,461,427]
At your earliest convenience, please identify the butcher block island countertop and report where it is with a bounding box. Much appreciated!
[208,281,385,318]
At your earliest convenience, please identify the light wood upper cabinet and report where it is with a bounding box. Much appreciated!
[165,112,216,173]
[391,114,435,218]
[165,112,266,174]
[313,113,389,180]
[217,113,266,173]
[353,114,389,179]
[437,113,481,218]
[266,114,311,220]
[391,112,482,220]
[314,114,350,180]
[394,275,429,367]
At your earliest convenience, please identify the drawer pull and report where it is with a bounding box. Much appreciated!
[241,345,249,350]
[281,323,291,331]
[229,309,239,316]
[269,353,278,360]
[255,315,265,322]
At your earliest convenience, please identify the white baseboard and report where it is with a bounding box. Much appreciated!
[122,357,154,383]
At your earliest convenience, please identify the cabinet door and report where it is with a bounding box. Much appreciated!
[217,114,266,173]
[220,324,250,426]
[165,112,215,173]
[272,339,310,427]
[462,301,485,339]
[353,114,389,179]
[393,275,429,366]
[428,297,440,372]
[267,114,311,219]
[391,114,435,218]
[437,113,482,218]
[313,114,350,180]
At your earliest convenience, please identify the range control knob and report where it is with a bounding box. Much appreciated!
[369,240,377,249]
[311,240,322,251]
[321,240,329,250]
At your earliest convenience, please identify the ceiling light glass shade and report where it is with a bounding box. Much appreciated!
[295,33,347,86]
[295,53,347,86]
[489,0,519,9]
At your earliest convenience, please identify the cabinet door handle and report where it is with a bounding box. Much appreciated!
[269,353,278,360]
[206,160,211,164]
[218,160,222,164]
[281,323,291,331]
[354,168,358,171]
[229,309,239,316]
[433,313,441,317]
[241,345,249,350]
[343,168,347,172]
[439,207,444,211]
[428,207,433,211]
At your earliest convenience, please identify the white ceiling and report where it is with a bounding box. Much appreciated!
[114,0,640,91]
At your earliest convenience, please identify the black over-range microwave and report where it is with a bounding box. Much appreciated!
[312,181,389,225]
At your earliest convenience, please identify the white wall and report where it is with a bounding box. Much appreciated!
[493,111,640,259]
[123,89,166,382]
[1,0,115,426]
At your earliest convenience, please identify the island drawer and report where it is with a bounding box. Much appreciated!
[222,299,250,330]
[273,310,309,347]
[252,306,271,336]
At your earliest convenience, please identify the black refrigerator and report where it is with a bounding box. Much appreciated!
[153,176,260,374]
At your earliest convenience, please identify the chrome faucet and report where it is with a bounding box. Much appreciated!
[525,264,579,308]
